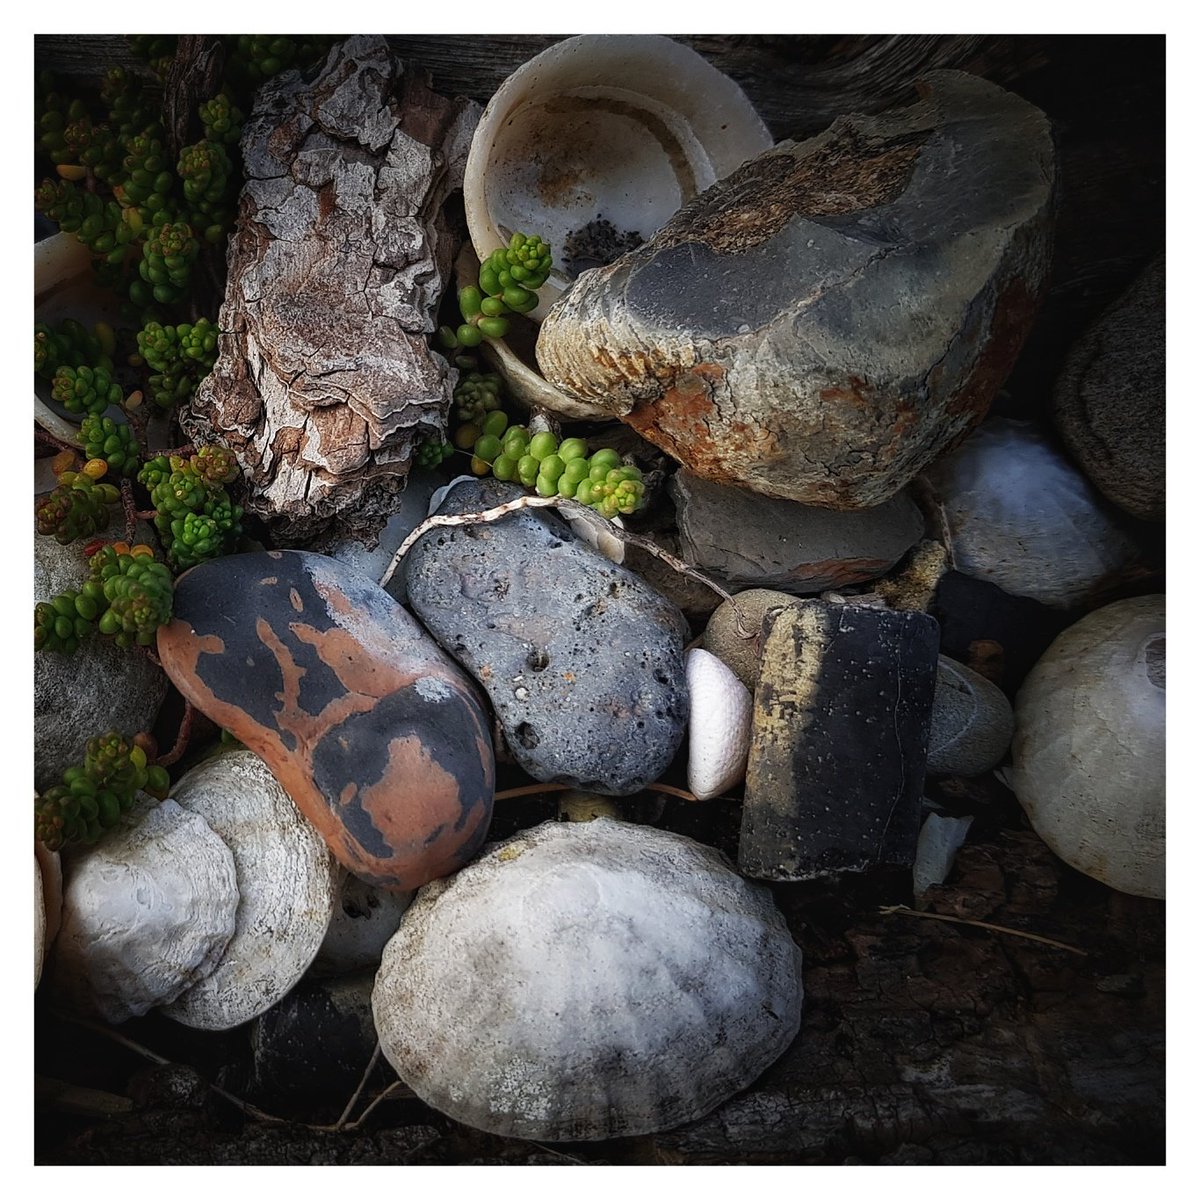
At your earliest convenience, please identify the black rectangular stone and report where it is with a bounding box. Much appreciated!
[739,600,940,882]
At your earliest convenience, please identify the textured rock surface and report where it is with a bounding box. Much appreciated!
[1012,595,1165,899]
[182,36,479,542]
[671,471,924,593]
[372,819,803,1141]
[703,588,802,689]
[928,655,1015,776]
[34,533,169,792]
[740,601,940,881]
[156,551,494,891]
[923,416,1140,609]
[1052,254,1165,521]
[404,478,689,794]
[536,70,1056,508]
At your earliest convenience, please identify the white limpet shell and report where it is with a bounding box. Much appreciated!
[464,35,774,323]
[1012,594,1165,899]
[686,647,753,800]
[162,751,339,1030]
[48,799,239,1023]
[563,507,625,564]
[35,853,45,989]
[372,819,803,1141]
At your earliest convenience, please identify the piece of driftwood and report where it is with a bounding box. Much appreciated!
[180,36,479,542]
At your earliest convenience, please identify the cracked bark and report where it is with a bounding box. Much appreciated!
[180,36,480,544]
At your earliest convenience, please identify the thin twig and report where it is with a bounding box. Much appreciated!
[879,905,1087,956]
[381,493,755,637]
[55,1012,289,1126]
[34,426,80,454]
[332,1042,381,1131]
[327,1081,411,1132]
[152,699,196,767]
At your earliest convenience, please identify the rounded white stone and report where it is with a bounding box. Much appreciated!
[686,647,753,799]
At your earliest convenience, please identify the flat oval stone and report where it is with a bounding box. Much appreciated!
[536,71,1056,509]
[671,470,924,594]
[404,478,689,794]
[156,550,494,892]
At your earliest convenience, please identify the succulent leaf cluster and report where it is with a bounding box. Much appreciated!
[134,317,219,408]
[34,542,172,656]
[138,451,244,570]
[35,318,114,380]
[80,414,142,478]
[458,411,647,519]
[438,232,552,350]
[35,729,170,852]
[35,472,120,545]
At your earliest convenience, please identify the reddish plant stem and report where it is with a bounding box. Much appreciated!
[120,479,138,542]
[153,698,196,767]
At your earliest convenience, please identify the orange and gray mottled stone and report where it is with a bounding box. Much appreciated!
[536,70,1056,510]
[157,550,494,893]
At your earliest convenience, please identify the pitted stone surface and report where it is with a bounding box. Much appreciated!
[404,478,689,794]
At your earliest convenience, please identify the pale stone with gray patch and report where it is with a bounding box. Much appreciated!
[927,655,1015,777]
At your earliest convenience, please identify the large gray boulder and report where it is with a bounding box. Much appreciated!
[536,70,1056,509]
[34,534,169,792]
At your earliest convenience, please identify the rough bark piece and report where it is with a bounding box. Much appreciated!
[182,36,480,543]
[536,70,1056,509]
[739,601,940,881]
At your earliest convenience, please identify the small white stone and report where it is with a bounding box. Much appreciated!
[685,647,753,800]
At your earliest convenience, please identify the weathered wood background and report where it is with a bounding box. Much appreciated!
[33,34,1165,1167]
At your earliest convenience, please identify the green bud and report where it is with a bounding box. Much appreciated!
[478,316,509,340]
[492,453,517,481]
[529,431,558,461]
[538,454,565,484]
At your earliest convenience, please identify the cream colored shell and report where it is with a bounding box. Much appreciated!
[1012,595,1165,898]
[372,819,803,1141]
[686,647,753,799]
[464,35,773,324]
[48,799,239,1023]
[163,751,339,1029]
[35,853,44,989]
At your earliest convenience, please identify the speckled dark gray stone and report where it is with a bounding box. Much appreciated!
[404,478,690,794]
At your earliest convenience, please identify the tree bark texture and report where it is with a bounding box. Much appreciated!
[179,36,479,543]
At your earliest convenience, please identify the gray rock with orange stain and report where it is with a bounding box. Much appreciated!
[670,470,924,594]
[403,478,690,794]
[155,550,494,893]
[535,70,1056,510]
[180,37,480,543]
